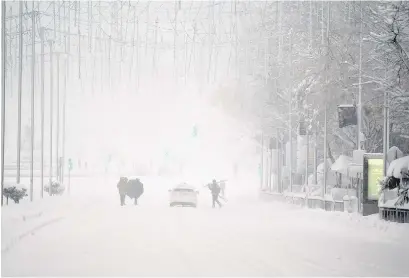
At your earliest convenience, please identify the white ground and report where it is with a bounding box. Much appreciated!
[2,176,409,276]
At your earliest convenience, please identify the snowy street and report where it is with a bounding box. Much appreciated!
[2,177,409,276]
[2,0,409,276]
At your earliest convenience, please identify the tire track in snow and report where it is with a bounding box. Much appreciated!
[1,199,94,254]
[1,216,66,254]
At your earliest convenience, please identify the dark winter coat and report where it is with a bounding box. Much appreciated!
[117,177,129,195]
[208,182,221,196]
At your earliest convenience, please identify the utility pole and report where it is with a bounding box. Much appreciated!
[323,1,331,198]
[260,133,264,190]
[56,53,60,181]
[49,40,54,195]
[357,1,363,150]
[270,144,273,191]
[1,0,7,206]
[8,6,12,98]
[323,95,328,198]
[129,7,136,82]
[153,17,158,76]
[277,129,281,193]
[383,66,389,176]
[136,17,140,92]
[30,2,36,201]
[305,113,309,188]
[40,28,45,198]
[53,1,56,39]
[207,4,214,84]
[17,0,23,184]
[62,56,68,184]
[188,22,196,76]
[78,1,81,79]
[289,29,293,192]
[313,129,318,184]
[145,2,150,56]
[174,0,178,80]
[68,0,71,53]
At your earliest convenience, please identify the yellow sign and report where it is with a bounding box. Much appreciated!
[367,158,384,200]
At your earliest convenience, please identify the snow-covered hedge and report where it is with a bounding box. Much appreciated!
[379,156,409,208]
[2,183,28,204]
[44,181,65,196]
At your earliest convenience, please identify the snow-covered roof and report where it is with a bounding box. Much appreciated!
[387,156,409,179]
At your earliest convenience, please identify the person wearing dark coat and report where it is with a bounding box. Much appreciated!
[208,179,222,208]
[117,177,128,206]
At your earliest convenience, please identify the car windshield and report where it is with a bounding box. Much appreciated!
[173,188,194,193]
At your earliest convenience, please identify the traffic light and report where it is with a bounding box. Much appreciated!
[68,158,73,171]
[338,105,357,128]
[192,125,198,137]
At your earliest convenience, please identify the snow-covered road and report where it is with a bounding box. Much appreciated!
[2,176,409,276]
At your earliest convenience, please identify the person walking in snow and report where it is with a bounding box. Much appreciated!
[117,177,128,206]
[207,179,222,208]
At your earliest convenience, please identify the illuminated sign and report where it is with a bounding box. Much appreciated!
[363,153,384,203]
[367,158,383,201]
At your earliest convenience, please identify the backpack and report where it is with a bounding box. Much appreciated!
[211,183,221,195]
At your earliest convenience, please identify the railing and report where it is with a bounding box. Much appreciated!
[261,190,350,212]
[379,207,409,223]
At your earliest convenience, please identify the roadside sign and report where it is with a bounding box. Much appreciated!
[362,153,383,216]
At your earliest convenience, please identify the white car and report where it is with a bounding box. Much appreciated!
[169,183,199,207]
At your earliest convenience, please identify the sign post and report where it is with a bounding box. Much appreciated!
[68,158,73,195]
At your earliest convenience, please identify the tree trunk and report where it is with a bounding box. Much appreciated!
[327,141,335,163]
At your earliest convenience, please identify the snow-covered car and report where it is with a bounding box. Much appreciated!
[169,183,199,207]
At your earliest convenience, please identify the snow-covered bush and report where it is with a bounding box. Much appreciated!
[44,181,65,196]
[379,156,409,208]
[2,184,28,204]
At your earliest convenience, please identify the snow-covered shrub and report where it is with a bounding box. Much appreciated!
[379,156,409,207]
[44,181,65,196]
[2,184,28,204]
[379,176,400,191]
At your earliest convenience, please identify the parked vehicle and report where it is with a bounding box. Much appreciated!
[169,183,199,207]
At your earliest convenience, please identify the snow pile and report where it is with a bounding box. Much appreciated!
[331,155,353,176]
[379,156,409,209]
[386,156,409,179]
[331,188,357,202]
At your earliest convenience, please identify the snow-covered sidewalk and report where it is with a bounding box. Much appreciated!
[1,195,92,253]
